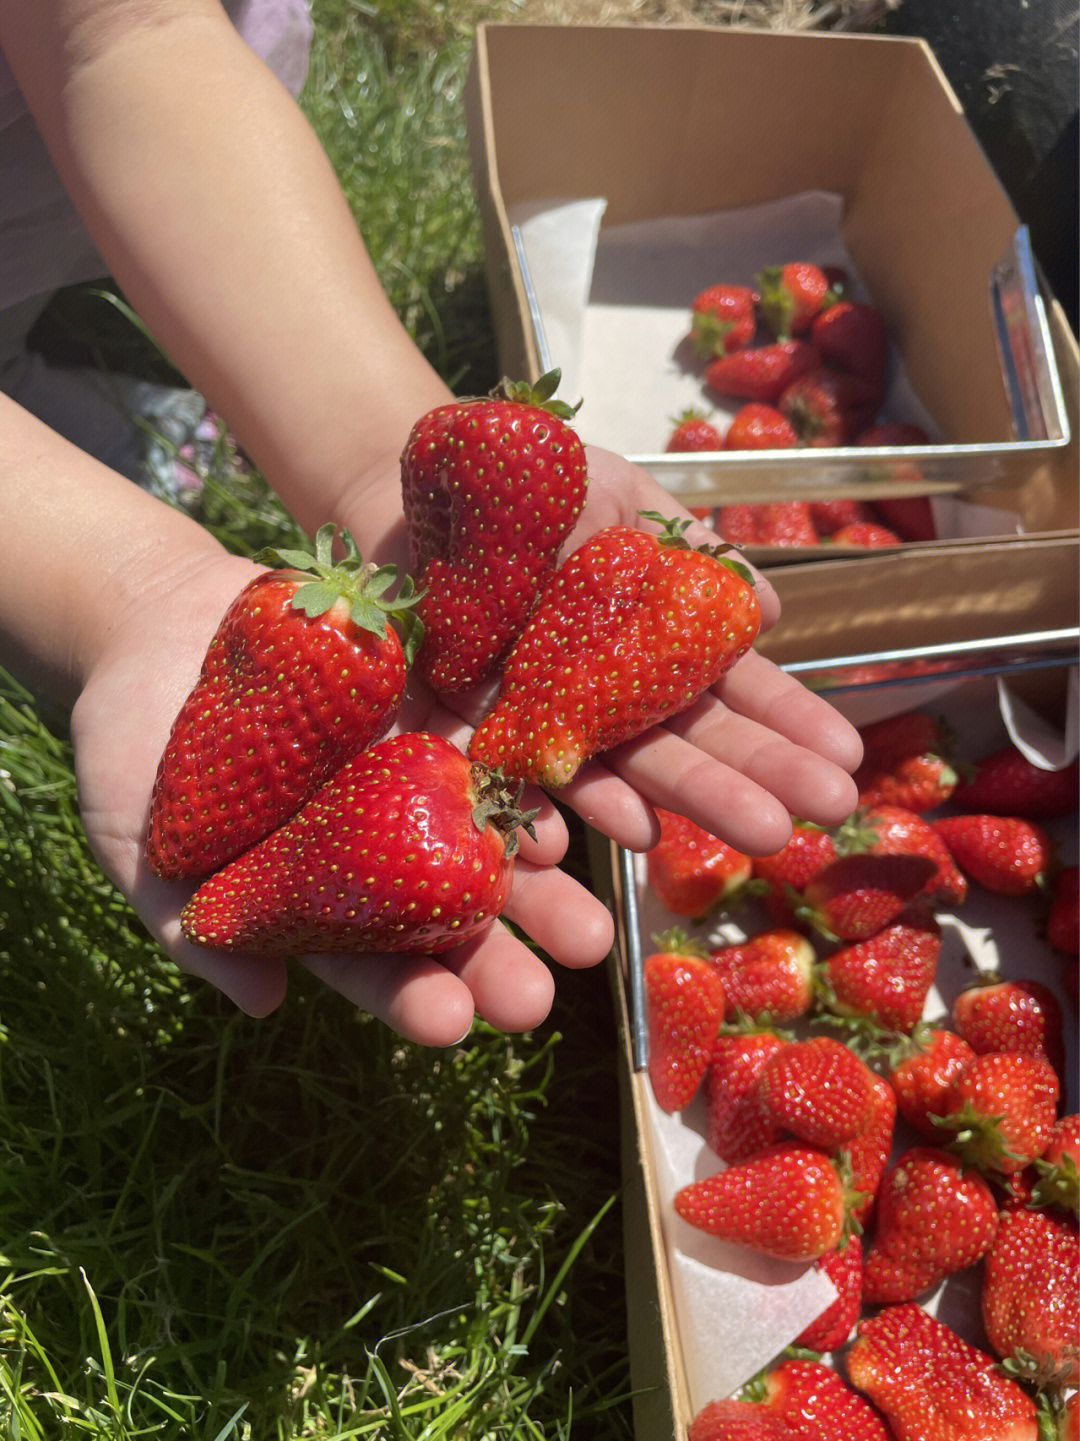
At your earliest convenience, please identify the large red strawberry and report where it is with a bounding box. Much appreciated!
[646,809,752,918]
[468,515,761,788]
[667,408,725,452]
[816,905,940,1033]
[846,1303,1039,1441]
[146,525,419,881]
[723,403,799,450]
[688,1399,789,1441]
[755,262,831,339]
[778,367,881,447]
[757,1035,876,1152]
[952,975,1066,1080]
[887,1027,977,1138]
[853,712,958,813]
[753,1356,893,1439]
[690,283,760,357]
[704,339,819,404]
[704,1029,789,1162]
[180,733,531,957]
[981,1205,1079,1387]
[709,929,816,1024]
[796,851,938,942]
[1047,866,1079,954]
[842,803,968,906]
[847,1072,898,1227]
[645,938,727,1112]
[932,814,1055,896]
[861,1147,999,1303]
[951,744,1078,818]
[400,370,587,693]
[673,1142,851,1261]
[810,301,890,389]
[751,821,839,920]
[931,1051,1060,1177]
[792,1238,864,1352]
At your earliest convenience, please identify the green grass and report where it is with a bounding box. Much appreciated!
[1,4,637,1435]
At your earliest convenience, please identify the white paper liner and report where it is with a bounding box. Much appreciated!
[630,673,1077,1417]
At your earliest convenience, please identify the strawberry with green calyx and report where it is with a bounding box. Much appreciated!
[644,931,727,1113]
[689,283,760,358]
[673,1142,863,1262]
[709,929,816,1025]
[400,368,587,694]
[757,1035,876,1152]
[846,1303,1039,1441]
[982,1205,1079,1389]
[646,808,752,919]
[815,904,940,1034]
[755,262,831,340]
[854,711,959,813]
[146,523,420,881]
[951,745,1079,819]
[180,733,533,958]
[1029,1114,1080,1218]
[705,338,819,405]
[837,803,968,906]
[930,1051,1061,1177]
[861,1147,999,1304]
[886,1025,978,1138]
[933,814,1056,897]
[748,1355,894,1439]
[792,1239,865,1353]
[796,851,938,942]
[778,367,882,447]
[666,407,725,452]
[468,513,761,788]
[704,1025,791,1162]
[687,1399,790,1441]
[953,975,1066,1080]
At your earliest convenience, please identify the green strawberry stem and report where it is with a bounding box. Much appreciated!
[651,927,709,958]
[1030,1152,1080,1220]
[491,368,582,422]
[929,1102,1026,1174]
[469,764,539,860]
[755,264,796,341]
[637,510,756,586]
[255,522,425,664]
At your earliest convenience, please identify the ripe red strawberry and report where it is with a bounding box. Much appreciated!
[709,929,816,1024]
[1029,1113,1080,1218]
[778,367,882,446]
[757,1035,876,1152]
[468,515,761,787]
[797,851,938,942]
[1047,865,1079,954]
[847,1072,898,1227]
[846,1303,1039,1441]
[808,496,880,536]
[645,939,727,1112]
[856,423,931,448]
[953,975,1066,1079]
[811,301,890,388]
[646,808,752,918]
[688,1399,789,1441]
[673,1142,850,1261]
[931,1051,1060,1177]
[666,407,725,452]
[704,1029,789,1162]
[887,1026,977,1138]
[952,745,1079,819]
[146,525,419,881]
[723,403,799,450]
[715,501,819,547]
[854,711,958,812]
[752,821,839,899]
[861,1147,999,1303]
[755,262,831,339]
[829,520,902,548]
[754,1356,893,1439]
[704,339,819,404]
[816,905,940,1033]
[981,1205,1079,1387]
[932,814,1055,896]
[400,370,587,693]
[179,733,531,957]
[853,425,937,541]
[792,1238,864,1352]
[690,283,760,357]
[844,803,968,906]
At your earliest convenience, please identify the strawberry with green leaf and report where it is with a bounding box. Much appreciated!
[146,524,420,881]
[931,1051,1060,1177]
[756,262,831,339]
[469,514,761,788]
[981,1205,1079,1390]
[887,1026,977,1138]
[853,711,958,813]
[689,283,760,358]
[401,369,587,693]
[666,408,725,452]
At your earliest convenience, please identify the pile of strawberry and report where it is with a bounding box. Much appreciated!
[145,371,762,959]
[643,708,1078,1441]
[665,261,937,551]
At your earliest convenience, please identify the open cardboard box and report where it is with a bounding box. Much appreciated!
[465,23,1079,564]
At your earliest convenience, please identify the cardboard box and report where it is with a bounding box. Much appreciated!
[465,23,1079,559]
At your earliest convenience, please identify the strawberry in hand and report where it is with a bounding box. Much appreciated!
[146,523,421,881]
[401,369,588,693]
[468,513,761,788]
